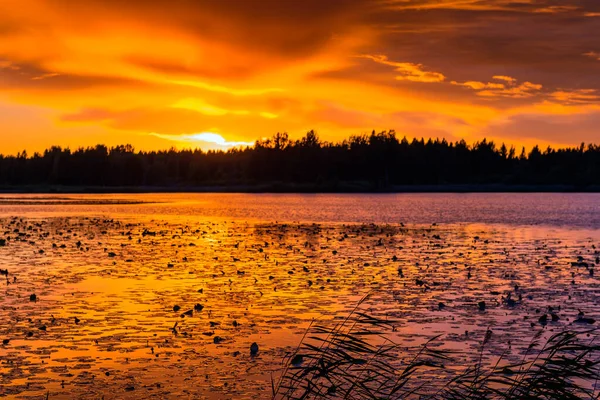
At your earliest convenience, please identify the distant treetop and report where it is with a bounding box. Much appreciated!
[1,130,599,189]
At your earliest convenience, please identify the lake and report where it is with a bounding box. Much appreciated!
[0,193,599,398]
[0,192,599,227]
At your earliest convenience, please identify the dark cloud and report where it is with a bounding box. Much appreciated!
[0,61,145,90]
[369,4,600,90]
[5,0,600,91]
[125,56,257,81]
[43,0,374,59]
[305,0,600,110]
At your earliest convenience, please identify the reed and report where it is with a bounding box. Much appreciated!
[272,296,600,399]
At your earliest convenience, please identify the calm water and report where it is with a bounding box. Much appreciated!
[0,193,599,399]
[0,193,598,228]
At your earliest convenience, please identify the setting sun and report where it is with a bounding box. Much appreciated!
[151,131,255,149]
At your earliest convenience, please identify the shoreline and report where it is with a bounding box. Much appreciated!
[0,183,599,194]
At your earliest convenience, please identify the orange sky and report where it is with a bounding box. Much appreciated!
[1,0,599,153]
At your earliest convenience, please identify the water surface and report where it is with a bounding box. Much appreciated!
[0,193,599,399]
[0,193,598,228]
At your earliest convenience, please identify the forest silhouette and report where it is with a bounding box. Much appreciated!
[1,130,600,191]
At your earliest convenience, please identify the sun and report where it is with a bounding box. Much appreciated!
[151,132,255,150]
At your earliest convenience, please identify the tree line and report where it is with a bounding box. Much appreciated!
[1,130,599,189]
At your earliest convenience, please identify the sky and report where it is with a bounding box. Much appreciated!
[0,0,599,153]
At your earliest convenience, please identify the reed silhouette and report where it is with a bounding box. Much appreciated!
[272,296,600,399]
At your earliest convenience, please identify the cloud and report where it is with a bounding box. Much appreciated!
[550,89,600,104]
[31,73,60,81]
[259,112,279,119]
[479,82,543,99]
[534,5,580,14]
[584,51,600,60]
[359,54,446,83]
[452,76,544,99]
[493,76,516,84]
[451,81,506,90]
[0,60,148,94]
[171,98,280,119]
[167,80,284,96]
[171,98,251,117]
[370,0,600,93]
[61,108,115,122]
[483,108,600,145]
[0,59,19,70]
[381,0,594,14]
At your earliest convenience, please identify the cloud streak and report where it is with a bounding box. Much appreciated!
[359,54,446,83]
